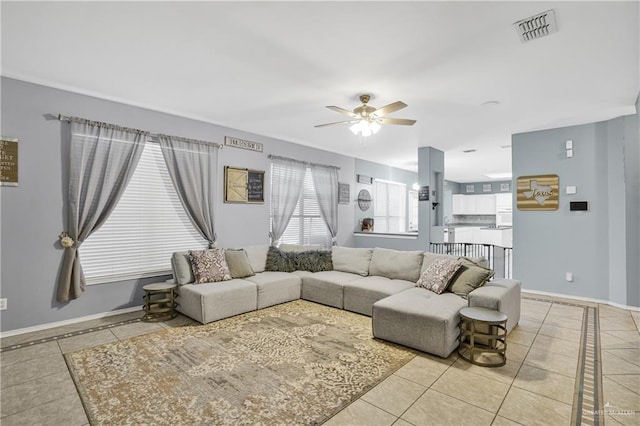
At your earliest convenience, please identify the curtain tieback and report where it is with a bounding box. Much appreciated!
[59,232,80,248]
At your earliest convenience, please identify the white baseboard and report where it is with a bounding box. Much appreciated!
[522,289,640,312]
[0,305,143,338]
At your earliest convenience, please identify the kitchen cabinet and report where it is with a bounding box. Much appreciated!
[495,193,513,211]
[453,226,512,247]
[452,194,496,215]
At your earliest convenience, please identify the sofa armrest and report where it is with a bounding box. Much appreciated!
[468,279,521,333]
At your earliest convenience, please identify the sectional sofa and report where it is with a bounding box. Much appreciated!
[170,245,521,358]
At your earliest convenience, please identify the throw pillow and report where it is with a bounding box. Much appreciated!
[448,258,495,296]
[293,250,333,272]
[416,258,462,294]
[224,249,255,279]
[171,251,194,285]
[265,246,296,272]
[189,249,232,283]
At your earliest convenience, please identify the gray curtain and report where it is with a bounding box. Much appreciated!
[310,164,339,245]
[158,135,218,248]
[57,120,146,303]
[270,156,306,245]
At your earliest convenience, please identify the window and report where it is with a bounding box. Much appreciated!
[408,190,419,231]
[373,179,407,233]
[80,141,207,284]
[271,166,331,248]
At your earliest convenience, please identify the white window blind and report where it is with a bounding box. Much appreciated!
[80,141,207,284]
[271,166,331,248]
[373,179,407,233]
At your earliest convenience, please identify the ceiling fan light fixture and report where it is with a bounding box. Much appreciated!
[350,119,380,137]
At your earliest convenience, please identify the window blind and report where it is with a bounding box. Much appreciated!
[373,179,407,233]
[80,141,207,284]
[272,165,331,248]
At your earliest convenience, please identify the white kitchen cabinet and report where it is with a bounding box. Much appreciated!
[495,193,513,211]
[452,194,496,215]
[454,227,512,247]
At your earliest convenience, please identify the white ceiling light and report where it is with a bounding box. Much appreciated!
[349,119,381,137]
[484,172,513,179]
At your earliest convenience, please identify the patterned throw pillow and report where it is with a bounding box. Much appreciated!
[416,258,462,294]
[189,249,232,283]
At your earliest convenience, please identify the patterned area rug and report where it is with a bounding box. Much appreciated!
[66,300,416,425]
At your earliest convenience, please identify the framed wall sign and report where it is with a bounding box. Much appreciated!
[418,185,430,201]
[516,174,559,210]
[224,166,264,204]
[0,137,18,186]
[338,182,350,204]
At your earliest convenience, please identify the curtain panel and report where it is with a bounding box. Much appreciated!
[310,164,339,244]
[158,135,219,248]
[269,157,306,245]
[57,120,146,303]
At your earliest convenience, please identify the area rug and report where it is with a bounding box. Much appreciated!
[65,300,416,425]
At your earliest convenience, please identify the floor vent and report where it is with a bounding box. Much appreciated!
[514,9,557,43]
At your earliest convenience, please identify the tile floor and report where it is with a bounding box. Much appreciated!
[1,295,638,426]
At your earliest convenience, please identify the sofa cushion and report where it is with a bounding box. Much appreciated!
[368,248,424,282]
[416,258,462,294]
[448,258,494,296]
[177,279,257,324]
[343,276,415,316]
[224,249,255,279]
[331,246,373,276]
[243,245,269,273]
[301,270,362,309]
[245,271,302,309]
[171,251,194,285]
[265,246,296,272]
[279,244,323,252]
[189,249,232,283]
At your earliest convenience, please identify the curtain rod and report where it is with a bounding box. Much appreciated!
[55,114,223,149]
[268,154,340,170]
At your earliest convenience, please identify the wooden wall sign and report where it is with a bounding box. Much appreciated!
[0,137,18,186]
[224,166,264,204]
[224,136,263,153]
[516,174,559,210]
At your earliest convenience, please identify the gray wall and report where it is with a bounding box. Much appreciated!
[512,102,639,307]
[0,78,356,332]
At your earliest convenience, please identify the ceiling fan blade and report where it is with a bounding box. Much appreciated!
[326,105,359,117]
[371,101,407,118]
[314,119,359,128]
[378,117,416,126]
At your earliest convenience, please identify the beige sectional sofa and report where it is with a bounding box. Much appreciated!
[170,245,521,358]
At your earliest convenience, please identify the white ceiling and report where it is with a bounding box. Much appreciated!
[2,1,638,182]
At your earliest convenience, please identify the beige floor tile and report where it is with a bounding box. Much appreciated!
[531,334,580,358]
[512,364,575,405]
[507,329,537,347]
[57,329,118,353]
[324,400,396,426]
[537,324,582,343]
[542,316,583,331]
[599,304,634,318]
[159,314,198,328]
[514,318,542,334]
[520,310,548,322]
[606,374,640,395]
[392,418,414,426]
[546,304,584,321]
[601,318,639,332]
[393,354,452,387]
[603,376,640,410]
[498,387,572,426]
[0,392,88,426]
[0,352,68,389]
[110,321,164,339]
[520,299,552,314]
[401,389,494,426]
[602,352,640,375]
[600,331,640,350]
[0,371,77,417]
[524,347,578,379]
[361,374,427,416]
[0,341,60,366]
[505,341,530,364]
[451,357,522,385]
[605,348,640,367]
[431,368,510,413]
[607,412,639,426]
[491,416,525,425]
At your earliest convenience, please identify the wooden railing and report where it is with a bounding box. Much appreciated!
[428,242,513,279]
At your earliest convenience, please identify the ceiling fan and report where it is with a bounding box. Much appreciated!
[315,94,416,136]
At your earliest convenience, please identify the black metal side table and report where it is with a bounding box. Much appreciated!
[142,282,178,322]
[458,306,508,367]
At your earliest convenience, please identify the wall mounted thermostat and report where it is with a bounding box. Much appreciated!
[570,201,588,211]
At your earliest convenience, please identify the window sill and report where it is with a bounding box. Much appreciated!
[353,232,419,239]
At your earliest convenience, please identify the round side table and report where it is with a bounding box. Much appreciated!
[142,282,178,322]
[458,306,508,367]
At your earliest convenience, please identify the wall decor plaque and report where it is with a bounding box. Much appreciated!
[357,189,372,211]
[338,182,350,204]
[224,166,264,204]
[0,137,18,186]
[516,174,559,211]
[224,136,263,153]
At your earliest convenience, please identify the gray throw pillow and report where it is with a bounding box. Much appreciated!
[448,257,495,296]
[171,251,194,285]
[265,246,297,272]
[224,249,255,279]
[293,250,333,272]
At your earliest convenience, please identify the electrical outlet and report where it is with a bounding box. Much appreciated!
[0,298,7,310]
[565,272,574,282]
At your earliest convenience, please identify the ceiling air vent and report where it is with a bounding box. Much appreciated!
[514,9,557,43]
